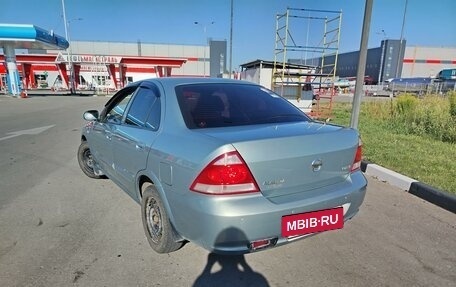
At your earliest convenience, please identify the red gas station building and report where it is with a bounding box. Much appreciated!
[0,53,187,91]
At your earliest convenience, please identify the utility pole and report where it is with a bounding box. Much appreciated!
[350,0,373,129]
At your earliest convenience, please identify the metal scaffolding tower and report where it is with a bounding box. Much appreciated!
[273,7,342,118]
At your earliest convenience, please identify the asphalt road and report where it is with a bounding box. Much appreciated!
[0,95,455,287]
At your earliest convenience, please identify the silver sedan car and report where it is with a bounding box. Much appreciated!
[78,77,367,254]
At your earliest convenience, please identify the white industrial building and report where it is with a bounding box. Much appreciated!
[402,45,456,78]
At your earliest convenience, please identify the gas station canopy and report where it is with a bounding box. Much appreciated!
[0,23,69,50]
[1,23,69,96]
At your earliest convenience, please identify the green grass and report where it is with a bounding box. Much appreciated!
[329,97,456,195]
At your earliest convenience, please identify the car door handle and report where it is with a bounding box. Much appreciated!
[106,132,112,140]
[136,144,145,150]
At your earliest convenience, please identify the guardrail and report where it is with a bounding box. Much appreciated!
[358,81,456,97]
[386,81,456,96]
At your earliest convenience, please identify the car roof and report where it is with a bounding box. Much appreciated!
[137,77,258,88]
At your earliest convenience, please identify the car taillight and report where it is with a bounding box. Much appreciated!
[190,151,260,195]
[351,140,363,172]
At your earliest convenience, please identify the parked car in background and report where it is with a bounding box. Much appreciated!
[78,77,367,254]
[434,68,456,93]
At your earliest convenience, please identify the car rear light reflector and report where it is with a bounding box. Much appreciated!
[351,140,363,172]
[190,151,260,195]
[249,237,278,251]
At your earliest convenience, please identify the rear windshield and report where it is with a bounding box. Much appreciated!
[175,83,310,129]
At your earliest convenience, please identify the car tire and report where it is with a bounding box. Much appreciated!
[77,141,102,179]
[141,185,183,253]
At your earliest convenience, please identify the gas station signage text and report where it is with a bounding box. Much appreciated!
[55,52,121,64]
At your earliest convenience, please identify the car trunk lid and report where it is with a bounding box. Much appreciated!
[196,121,359,199]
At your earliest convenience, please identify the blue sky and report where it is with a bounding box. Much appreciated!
[1,0,455,69]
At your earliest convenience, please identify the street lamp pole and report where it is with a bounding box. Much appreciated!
[377,29,387,85]
[194,21,214,77]
[229,0,233,79]
[64,18,82,93]
[396,0,408,78]
[61,0,73,93]
[61,0,69,41]
[61,0,82,93]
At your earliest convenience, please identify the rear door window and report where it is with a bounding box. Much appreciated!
[175,83,310,129]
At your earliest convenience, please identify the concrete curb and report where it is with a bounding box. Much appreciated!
[409,182,456,213]
[362,160,456,214]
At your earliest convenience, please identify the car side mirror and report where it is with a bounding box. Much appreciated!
[83,110,99,121]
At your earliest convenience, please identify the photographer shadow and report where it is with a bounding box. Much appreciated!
[193,252,270,287]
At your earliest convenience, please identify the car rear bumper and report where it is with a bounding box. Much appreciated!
[169,171,367,254]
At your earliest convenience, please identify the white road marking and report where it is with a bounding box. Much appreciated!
[0,125,56,142]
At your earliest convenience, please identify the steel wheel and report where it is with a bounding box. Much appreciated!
[141,185,183,253]
[77,141,102,179]
[145,197,163,243]
[82,148,94,170]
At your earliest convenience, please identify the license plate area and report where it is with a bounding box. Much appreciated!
[281,207,344,237]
